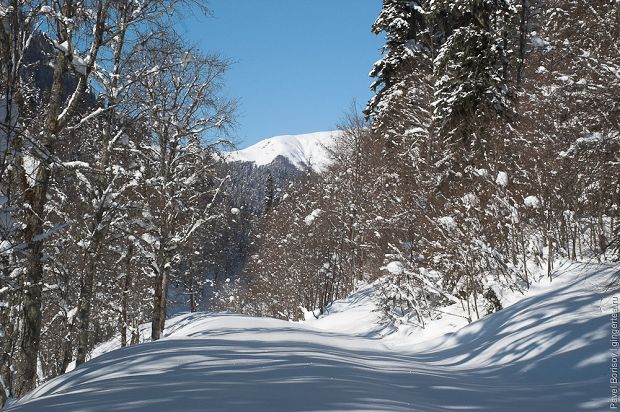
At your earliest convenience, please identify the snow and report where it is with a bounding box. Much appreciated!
[56,41,69,53]
[560,132,619,157]
[386,261,404,275]
[303,208,322,226]
[461,192,479,208]
[0,241,11,255]
[224,131,340,172]
[437,216,457,231]
[61,161,90,169]
[496,171,508,187]
[524,195,542,209]
[22,155,40,187]
[6,263,618,411]
[531,36,549,49]
[474,167,488,177]
[140,233,159,246]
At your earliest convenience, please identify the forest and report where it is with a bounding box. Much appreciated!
[1,0,619,408]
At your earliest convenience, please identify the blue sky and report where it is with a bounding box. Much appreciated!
[179,1,384,148]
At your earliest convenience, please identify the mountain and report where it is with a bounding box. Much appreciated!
[199,132,342,296]
[224,131,340,172]
[216,130,341,216]
[6,262,617,411]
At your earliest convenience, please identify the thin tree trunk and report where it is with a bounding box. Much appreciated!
[75,257,96,367]
[16,159,50,396]
[547,234,553,281]
[120,243,133,348]
[151,257,171,341]
[520,232,529,288]
[572,225,577,261]
[59,320,75,374]
[151,264,163,341]
[471,275,480,320]
[1,307,17,406]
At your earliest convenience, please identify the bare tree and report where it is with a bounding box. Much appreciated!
[130,34,234,340]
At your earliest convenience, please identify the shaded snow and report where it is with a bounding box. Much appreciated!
[7,263,619,411]
[224,131,339,172]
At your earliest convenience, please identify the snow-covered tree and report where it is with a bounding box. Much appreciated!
[130,35,235,340]
[0,0,225,402]
[430,0,517,167]
[366,0,434,158]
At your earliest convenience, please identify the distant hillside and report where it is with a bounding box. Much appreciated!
[219,155,302,216]
[224,131,340,172]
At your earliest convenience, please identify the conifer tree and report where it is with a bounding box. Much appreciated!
[430,0,517,167]
[366,0,432,146]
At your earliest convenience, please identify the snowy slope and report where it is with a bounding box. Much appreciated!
[224,131,340,172]
[6,263,618,411]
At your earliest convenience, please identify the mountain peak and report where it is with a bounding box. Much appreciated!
[225,131,340,172]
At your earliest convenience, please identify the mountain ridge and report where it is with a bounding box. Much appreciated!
[224,131,340,172]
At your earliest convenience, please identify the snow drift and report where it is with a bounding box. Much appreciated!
[6,263,618,411]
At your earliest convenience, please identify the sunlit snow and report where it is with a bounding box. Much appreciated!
[224,131,340,172]
[6,263,617,412]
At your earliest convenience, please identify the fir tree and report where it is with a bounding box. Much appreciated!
[430,0,517,166]
[366,0,432,145]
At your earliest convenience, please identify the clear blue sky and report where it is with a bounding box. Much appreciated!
[179,1,384,148]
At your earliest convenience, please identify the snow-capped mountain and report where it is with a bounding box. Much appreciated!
[224,131,340,172]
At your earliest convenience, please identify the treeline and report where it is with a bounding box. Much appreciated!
[241,0,619,323]
[0,0,236,404]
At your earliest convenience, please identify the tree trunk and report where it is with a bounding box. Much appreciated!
[151,265,163,341]
[59,321,75,374]
[0,306,17,407]
[120,247,132,348]
[151,258,171,341]
[16,159,50,396]
[75,257,96,367]
[520,231,529,288]
[190,292,197,313]
[571,225,577,261]
[547,235,553,281]
[159,263,170,334]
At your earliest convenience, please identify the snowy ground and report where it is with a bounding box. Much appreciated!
[6,262,619,411]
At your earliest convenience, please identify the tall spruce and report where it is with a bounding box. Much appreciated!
[430,0,517,168]
[366,0,432,146]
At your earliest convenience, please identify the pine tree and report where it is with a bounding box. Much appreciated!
[366,0,433,146]
[430,0,517,167]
